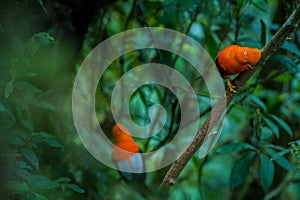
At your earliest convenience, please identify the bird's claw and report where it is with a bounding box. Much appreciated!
[227,79,237,93]
[248,64,254,70]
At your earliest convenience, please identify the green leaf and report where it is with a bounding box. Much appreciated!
[26,175,59,191]
[15,103,34,131]
[17,161,32,170]
[9,136,25,146]
[204,29,220,58]
[37,0,47,13]
[260,154,275,190]
[4,80,15,98]
[216,143,256,153]
[260,19,267,45]
[20,148,39,170]
[273,73,293,83]
[67,184,85,194]
[265,148,292,170]
[260,127,273,142]
[237,0,245,7]
[265,144,286,151]
[263,117,279,138]
[270,54,297,73]
[269,114,293,137]
[249,1,267,12]
[0,102,7,112]
[16,71,37,79]
[33,32,55,46]
[5,181,29,192]
[34,193,48,200]
[26,37,40,57]
[251,95,267,112]
[0,102,16,128]
[230,152,256,190]
[281,42,300,56]
[15,81,42,94]
[33,100,56,111]
[57,177,71,183]
[32,132,63,149]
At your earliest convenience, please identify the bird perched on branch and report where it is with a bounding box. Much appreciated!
[216,45,261,92]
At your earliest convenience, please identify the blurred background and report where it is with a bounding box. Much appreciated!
[0,0,300,199]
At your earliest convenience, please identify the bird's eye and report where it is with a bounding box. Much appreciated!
[243,51,248,55]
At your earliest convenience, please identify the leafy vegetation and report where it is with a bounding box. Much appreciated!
[1,0,299,199]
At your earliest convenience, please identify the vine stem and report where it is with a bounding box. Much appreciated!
[161,4,300,186]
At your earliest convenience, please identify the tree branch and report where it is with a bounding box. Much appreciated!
[161,4,300,186]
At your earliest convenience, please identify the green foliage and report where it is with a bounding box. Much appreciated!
[0,31,84,199]
[259,154,275,191]
[1,0,300,199]
[230,152,256,190]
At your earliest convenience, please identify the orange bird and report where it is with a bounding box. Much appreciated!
[112,123,145,182]
[216,45,261,92]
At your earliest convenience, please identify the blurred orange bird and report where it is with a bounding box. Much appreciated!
[112,123,145,182]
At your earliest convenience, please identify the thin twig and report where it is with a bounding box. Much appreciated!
[161,5,300,186]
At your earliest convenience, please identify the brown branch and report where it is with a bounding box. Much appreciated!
[161,4,300,186]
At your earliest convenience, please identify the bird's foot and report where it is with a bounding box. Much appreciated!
[227,79,237,93]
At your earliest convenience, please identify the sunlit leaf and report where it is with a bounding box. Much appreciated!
[273,73,293,83]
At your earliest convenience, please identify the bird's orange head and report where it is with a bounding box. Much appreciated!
[234,46,261,65]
